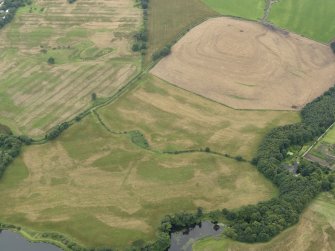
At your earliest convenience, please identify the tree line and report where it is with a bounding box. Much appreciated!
[0,134,32,178]
[132,0,172,61]
[221,86,335,243]
[132,0,148,53]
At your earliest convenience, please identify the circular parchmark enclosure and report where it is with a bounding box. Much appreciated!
[151,17,335,110]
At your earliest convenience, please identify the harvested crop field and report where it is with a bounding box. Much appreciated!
[0,114,277,249]
[0,0,141,136]
[151,17,335,110]
[0,75,302,248]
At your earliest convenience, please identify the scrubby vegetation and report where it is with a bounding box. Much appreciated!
[132,0,148,53]
[45,122,70,140]
[331,41,335,54]
[222,86,335,243]
[152,45,171,61]
[0,134,31,178]
[0,0,30,29]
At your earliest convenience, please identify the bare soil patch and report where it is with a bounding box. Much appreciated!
[151,17,335,110]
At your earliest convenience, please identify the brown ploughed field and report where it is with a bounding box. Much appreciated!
[151,17,335,110]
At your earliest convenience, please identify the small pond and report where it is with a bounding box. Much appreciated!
[0,230,62,251]
[169,221,223,251]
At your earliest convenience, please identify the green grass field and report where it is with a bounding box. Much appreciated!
[193,192,335,251]
[202,0,266,20]
[0,0,141,136]
[323,126,335,144]
[0,75,300,249]
[146,0,217,63]
[269,0,335,43]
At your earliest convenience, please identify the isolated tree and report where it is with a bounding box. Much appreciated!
[91,92,97,101]
[47,57,55,64]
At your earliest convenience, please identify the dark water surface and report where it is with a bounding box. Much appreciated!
[0,230,62,251]
[169,221,223,251]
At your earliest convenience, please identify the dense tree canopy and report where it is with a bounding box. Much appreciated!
[222,85,335,243]
[0,134,32,178]
[0,0,30,29]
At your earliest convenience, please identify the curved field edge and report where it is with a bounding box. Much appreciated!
[0,0,334,250]
[0,75,301,249]
[145,0,218,64]
[193,192,335,251]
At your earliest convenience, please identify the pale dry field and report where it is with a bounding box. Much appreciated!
[0,76,301,248]
[0,113,277,248]
[100,75,300,160]
[0,0,141,136]
[151,17,335,110]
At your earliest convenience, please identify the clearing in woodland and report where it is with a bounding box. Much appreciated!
[193,192,335,251]
[0,0,141,136]
[0,75,300,249]
[151,17,335,110]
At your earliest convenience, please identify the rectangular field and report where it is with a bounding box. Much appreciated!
[0,75,300,249]
[269,0,335,42]
[0,0,141,136]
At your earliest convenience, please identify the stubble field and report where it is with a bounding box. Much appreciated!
[0,75,300,249]
[0,0,141,136]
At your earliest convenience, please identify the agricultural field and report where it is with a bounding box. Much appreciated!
[0,0,334,250]
[193,192,335,251]
[146,0,217,63]
[151,17,335,110]
[0,75,301,249]
[269,0,335,43]
[202,0,265,20]
[0,0,141,136]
